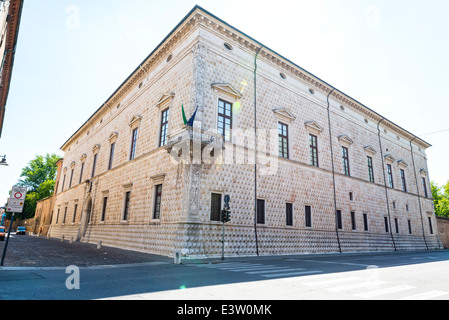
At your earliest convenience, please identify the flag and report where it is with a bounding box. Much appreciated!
[187,106,199,127]
[182,105,188,126]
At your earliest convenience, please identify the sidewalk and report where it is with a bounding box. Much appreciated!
[0,234,172,269]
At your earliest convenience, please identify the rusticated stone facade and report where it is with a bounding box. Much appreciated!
[49,6,442,259]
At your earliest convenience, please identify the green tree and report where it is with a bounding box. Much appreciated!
[7,153,61,220]
[18,154,60,192]
[431,180,449,218]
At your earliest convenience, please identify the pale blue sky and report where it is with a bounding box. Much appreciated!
[0,0,448,203]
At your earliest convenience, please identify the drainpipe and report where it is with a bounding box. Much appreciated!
[326,89,342,253]
[377,118,397,251]
[253,46,263,256]
[409,137,429,250]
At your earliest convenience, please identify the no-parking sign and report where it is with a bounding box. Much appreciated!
[7,186,27,213]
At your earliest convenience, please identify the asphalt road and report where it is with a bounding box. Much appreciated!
[1,234,449,302]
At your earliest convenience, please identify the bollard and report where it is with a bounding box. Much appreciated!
[69,237,73,244]
[174,250,181,264]
[97,240,102,250]
[61,235,64,242]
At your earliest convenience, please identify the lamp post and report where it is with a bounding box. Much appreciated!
[0,155,8,166]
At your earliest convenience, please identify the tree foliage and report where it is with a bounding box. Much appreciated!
[431,180,449,218]
[7,153,61,220]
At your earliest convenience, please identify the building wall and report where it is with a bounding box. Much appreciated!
[49,7,442,258]
[437,216,449,249]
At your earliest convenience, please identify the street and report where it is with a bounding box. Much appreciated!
[1,234,449,301]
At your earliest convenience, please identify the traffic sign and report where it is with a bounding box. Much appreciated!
[7,186,27,213]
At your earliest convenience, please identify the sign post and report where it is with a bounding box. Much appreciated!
[221,195,231,261]
[1,186,27,266]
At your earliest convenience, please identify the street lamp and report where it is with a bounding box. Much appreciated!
[0,155,8,166]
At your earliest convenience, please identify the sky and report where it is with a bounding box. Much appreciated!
[0,0,448,204]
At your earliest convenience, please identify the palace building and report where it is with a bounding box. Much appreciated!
[48,6,442,258]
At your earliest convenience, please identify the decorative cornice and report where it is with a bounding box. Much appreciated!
[384,154,396,163]
[273,108,296,122]
[156,92,176,108]
[128,115,142,128]
[92,144,101,154]
[108,132,119,143]
[338,134,354,146]
[211,83,242,99]
[364,145,377,155]
[304,121,323,134]
[397,159,409,168]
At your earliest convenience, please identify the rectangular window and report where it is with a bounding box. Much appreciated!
[384,217,389,233]
[101,197,108,222]
[408,220,412,234]
[130,128,139,160]
[428,216,433,234]
[395,218,399,234]
[342,147,350,176]
[351,212,356,230]
[69,169,74,189]
[108,143,115,170]
[218,99,232,142]
[305,206,312,227]
[159,108,170,147]
[367,156,375,183]
[63,207,68,224]
[336,210,343,230]
[423,178,428,198]
[91,153,98,178]
[79,162,85,184]
[153,184,163,220]
[210,193,222,222]
[286,203,293,226]
[387,164,394,188]
[123,191,131,221]
[256,199,265,224]
[73,204,78,223]
[400,169,407,192]
[309,134,319,167]
[56,209,60,224]
[363,213,369,231]
[278,122,289,159]
[61,174,66,192]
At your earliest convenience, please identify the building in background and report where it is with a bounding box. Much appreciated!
[0,0,24,138]
[49,6,442,258]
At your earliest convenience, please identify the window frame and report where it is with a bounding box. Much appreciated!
[159,108,170,147]
[79,162,85,184]
[210,193,223,222]
[91,153,98,178]
[309,134,319,167]
[400,169,407,192]
[278,122,289,159]
[286,203,293,226]
[217,99,233,142]
[129,127,139,161]
[153,184,163,220]
[387,164,394,188]
[305,205,312,228]
[101,196,108,222]
[342,147,350,176]
[367,156,375,183]
[108,142,115,171]
[123,191,131,221]
[256,199,265,224]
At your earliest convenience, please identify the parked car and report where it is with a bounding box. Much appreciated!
[0,226,5,241]
[16,226,26,235]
